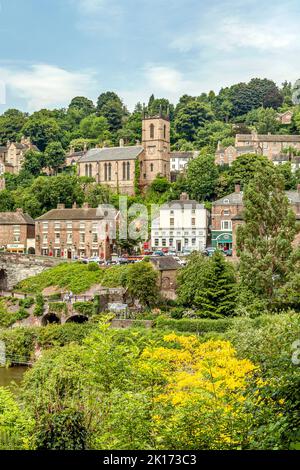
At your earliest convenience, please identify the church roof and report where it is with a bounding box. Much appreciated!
[78,145,144,163]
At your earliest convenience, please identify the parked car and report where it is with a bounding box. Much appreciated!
[203,247,216,257]
[153,250,165,256]
[223,249,233,257]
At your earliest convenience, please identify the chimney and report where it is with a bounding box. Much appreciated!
[72,202,77,209]
[180,192,189,201]
[82,203,90,209]
[297,184,300,194]
[235,183,241,193]
[136,139,140,146]
[119,138,124,147]
[217,140,222,151]
[16,208,23,213]
[57,203,65,210]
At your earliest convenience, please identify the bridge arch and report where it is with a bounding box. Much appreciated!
[0,269,8,291]
[41,313,61,326]
[66,315,88,324]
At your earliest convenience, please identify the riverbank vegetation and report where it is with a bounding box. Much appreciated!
[0,312,299,450]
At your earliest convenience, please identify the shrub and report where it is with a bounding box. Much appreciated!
[19,297,35,309]
[155,316,233,333]
[33,294,45,317]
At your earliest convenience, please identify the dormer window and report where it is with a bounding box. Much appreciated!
[223,198,230,204]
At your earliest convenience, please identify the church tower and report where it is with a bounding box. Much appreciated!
[140,110,170,188]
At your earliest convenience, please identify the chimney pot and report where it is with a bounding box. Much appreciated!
[235,183,241,193]
[180,192,189,201]
[83,203,90,209]
[72,202,77,209]
[119,139,124,147]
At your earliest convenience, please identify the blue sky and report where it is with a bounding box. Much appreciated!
[0,0,300,112]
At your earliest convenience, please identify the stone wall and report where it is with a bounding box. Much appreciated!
[0,253,63,291]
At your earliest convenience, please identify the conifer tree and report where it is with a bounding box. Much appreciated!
[236,166,300,307]
[177,251,237,317]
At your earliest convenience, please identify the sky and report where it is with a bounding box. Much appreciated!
[0,0,300,113]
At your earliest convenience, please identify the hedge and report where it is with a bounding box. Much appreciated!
[155,316,233,333]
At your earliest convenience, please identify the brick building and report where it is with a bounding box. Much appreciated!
[276,110,293,125]
[0,137,39,176]
[35,204,117,259]
[0,209,35,254]
[150,256,181,300]
[230,187,300,256]
[77,113,170,195]
[215,130,300,166]
[211,184,244,251]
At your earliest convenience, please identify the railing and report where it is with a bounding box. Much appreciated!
[4,354,33,366]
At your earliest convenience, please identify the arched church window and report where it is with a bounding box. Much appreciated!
[108,163,112,181]
[104,163,108,181]
[85,164,89,177]
[150,124,154,139]
[127,162,130,180]
[122,162,126,180]
[150,163,154,172]
[163,124,166,139]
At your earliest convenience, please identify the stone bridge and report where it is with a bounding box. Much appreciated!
[0,253,63,291]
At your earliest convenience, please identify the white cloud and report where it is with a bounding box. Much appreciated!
[72,0,105,14]
[119,65,202,110]
[0,64,98,111]
[70,0,122,34]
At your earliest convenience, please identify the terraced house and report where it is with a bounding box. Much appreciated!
[215,130,300,167]
[35,203,117,260]
[0,137,39,175]
[212,185,300,255]
[0,209,35,254]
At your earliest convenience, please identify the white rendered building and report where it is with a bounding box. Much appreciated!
[151,193,209,253]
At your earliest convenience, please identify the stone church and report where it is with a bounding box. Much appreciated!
[77,113,171,195]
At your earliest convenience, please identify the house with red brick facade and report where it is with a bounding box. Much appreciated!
[35,203,117,259]
[0,209,35,254]
[230,187,300,256]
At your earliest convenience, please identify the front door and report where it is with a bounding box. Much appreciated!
[176,240,182,252]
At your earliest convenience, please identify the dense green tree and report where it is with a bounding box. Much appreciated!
[244,107,280,134]
[79,114,111,142]
[68,96,95,116]
[228,154,273,188]
[121,261,159,307]
[21,115,61,151]
[237,166,300,307]
[0,189,14,211]
[0,109,27,144]
[177,251,237,317]
[44,142,66,174]
[186,154,218,201]
[22,150,45,176]
[174,100,214,141]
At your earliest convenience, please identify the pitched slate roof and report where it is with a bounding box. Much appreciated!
[171,151,198,159]
[150,256,181,271]
[215,190,300,207]
[78,146,144,163]
[0,212,35,225]
[213,192,244,206]
[237,134,300,143]
[160,199,205,210]
[36,207,116,221]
